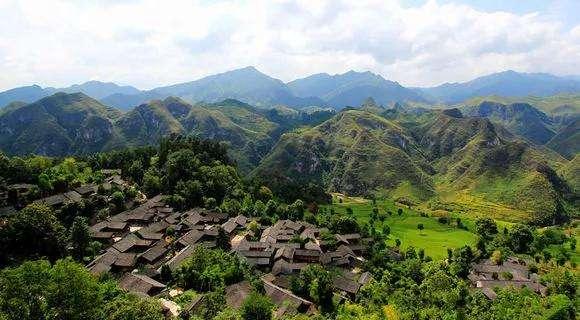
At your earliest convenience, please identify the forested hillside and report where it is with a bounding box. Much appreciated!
[253,101,577,225]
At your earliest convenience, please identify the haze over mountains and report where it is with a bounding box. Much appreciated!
[2,67,580,112]
[415,70,580,103]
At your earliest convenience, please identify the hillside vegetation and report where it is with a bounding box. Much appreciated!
[254,101,577,225]
[0,93,334,173]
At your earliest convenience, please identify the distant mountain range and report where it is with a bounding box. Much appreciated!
[415,70,580,103]
[287,70,427,108]
[2,68,580,112]
[0,82,141,109]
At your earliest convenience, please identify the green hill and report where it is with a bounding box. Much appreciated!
[114,97,278,172]
[254,105,576,224]
[0,92,121,155]
[254,109,434,199]
[561,155,580,194]
[546,119,580,159]
[461,101,556,145]
[462,94,580,115]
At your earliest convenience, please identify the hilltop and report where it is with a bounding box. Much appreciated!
[101,67,325,110]
[288,70,426,108]
[461,101,556,145]
[0,92,122,155]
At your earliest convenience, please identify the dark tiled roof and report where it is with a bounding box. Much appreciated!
[237,250,273,258]
[74,184,97,196]
[177,230,205,246]
[225,281,252,309]
[222,220,239,234]
[263,279,313,317]
[90,231,115,239]
[333,276,361,294]
[119,273,166,296]
[113,234,152,252]
[358,272,373,285]
[106,221,127,231]
[244,257,272,266]
[64,191,83,202]
[271,260,308,276]
[113,252,137,268]
[36,194,66,206]
[138,231,164,241]
[140,242,169,263]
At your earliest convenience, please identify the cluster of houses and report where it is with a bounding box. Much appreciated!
[84,195,375,317]
[0,171,129,217]
[83,190,552,317]
[0,183,37,217]
[468,257,547,300]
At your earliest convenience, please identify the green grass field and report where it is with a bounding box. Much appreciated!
[322,194,478,260]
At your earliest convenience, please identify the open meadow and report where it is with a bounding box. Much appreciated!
[321,194,478,260]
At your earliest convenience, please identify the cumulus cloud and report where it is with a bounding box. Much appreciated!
[0,0,578,90]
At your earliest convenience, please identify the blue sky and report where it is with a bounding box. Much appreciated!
[407,0,577,23]
[0,0,578,90]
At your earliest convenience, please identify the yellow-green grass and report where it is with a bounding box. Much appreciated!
[433,188,530,223]
[323,194,478,260]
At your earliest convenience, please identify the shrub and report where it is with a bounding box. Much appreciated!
[240,293,273,320]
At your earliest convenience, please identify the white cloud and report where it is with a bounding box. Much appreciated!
[0,0,578,90]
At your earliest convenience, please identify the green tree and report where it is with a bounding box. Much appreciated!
[128,160,145,183]
[214,308,242,320]
[330,216,360,234]
[508,224,534,253]
[37,173,53,194]
[491,250,504,265]
[197,290,227,319]
[175,247,245,292]
[0,259,104,320]
[291,265,334,313]
[240,292,273,320]
[346,207,354,215]
[475,218,498,239]
[253,200,266,217]
[69,216,90,260]
[417,223,424,234]
[264,199,278,218]
[257,186,273,201]
[288,199,305,221]
[370,207,378,220]
[221,197,241,216]
[142,168,162,196]
[542,266,577,298]
[104,293,164,320]
[111,191,125,212]
[0,203,67,263]
[382,224,391,236]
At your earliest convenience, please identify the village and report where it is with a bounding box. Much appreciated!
[0,170,549,318]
